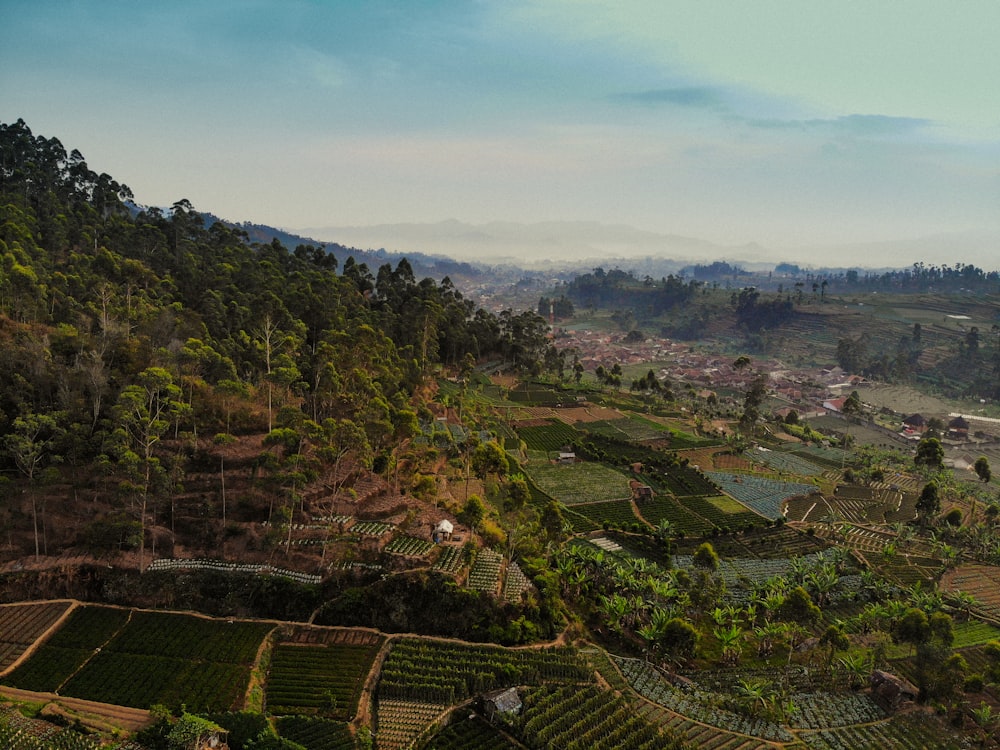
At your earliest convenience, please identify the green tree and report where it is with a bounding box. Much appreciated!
[914,436,944,469]
[693,541,720,570]
[2,412,62,558]
[111,367,186,571]
[916,481,941,525]
[459,494,486,532]
[778,586,821,626]
[974,456,991,483]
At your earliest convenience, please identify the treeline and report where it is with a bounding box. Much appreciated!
[561,267,698,315]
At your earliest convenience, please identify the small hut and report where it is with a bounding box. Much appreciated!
[870,670,918,711]
[902,414,927,433]
[482,687,522,721]
[433,519,454,543]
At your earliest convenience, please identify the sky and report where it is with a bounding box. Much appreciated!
[2,0,999,267]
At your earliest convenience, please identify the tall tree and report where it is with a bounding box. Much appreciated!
[111,367,185,571]
[3,412,62,558]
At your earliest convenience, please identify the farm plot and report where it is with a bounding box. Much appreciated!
[672,553,835,602]
[525,456,632,505]
[516,420,581,452]
[275,716,356,750]
[0,605,130,692]
[562,507,602,533]
[266,633,383,719]
[377,638,591,705]
[468,549,503,595]
[941,564,1000,622]
[569,500,642,529]
[45,611,272,711]
[950,620,1000,648]
[502,561,532,603]
[707,472,817,519]
[384,535,434,557]
[661,465,720,497]
[747,447,824,477]
[613,656,795,743]
[791,445,851,469]
[0,706,104,750]
[787,693,884,729]
[422,713,518,749]
[351,521,394,536]
[375,700,444,750]
[430,545,465,575]
[517,684,671,749]
[636,497,714,536]
[681,494,766,530]
[0,601,72,672]
[585,416,667,442]
[797,711,964,750]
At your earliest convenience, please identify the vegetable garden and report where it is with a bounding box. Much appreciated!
[524,453,632,504]
[515,684,675,749]
[266,633,383,719]
[516,420,581,451]
[707,472,817,519]
[4,609,272,712]
[377,638,591,705]
[275,715,356,749]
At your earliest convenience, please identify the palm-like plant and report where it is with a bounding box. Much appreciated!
[714,623,744,666]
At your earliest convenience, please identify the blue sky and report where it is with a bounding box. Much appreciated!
[2,0,998,264]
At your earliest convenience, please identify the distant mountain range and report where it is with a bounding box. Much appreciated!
[298,219,1000,274]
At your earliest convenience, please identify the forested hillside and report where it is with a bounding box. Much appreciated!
[0,119,553,575]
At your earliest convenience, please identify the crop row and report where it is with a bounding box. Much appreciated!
[798,711,964,750]
[378,639,591,704]
[503,561,532,603]
[468,548,503,594]
[516,420,581,452]
[747,448,824,476]
[61,651,248,711]
[145,558,321,585]
[636,497,714,534]
[570,500,642,528]
[384,535,434,557]
[0,602,73,671]
[375,700,444,750]
[586,417,667,443]
[788,693,884,730]
[266,641,382,719]
[0,645,91,692]
[43,605,130,650]
[0,707,103,750]
[707,472,816,519]
[348,521,394,536]
[660,466,720,498]
[106,611,271,663]
[681,495,764,530]
[525,454,633,505]
[430,545,465,574]
[0,601,71,647]
[423,714,517,750]
[516,684,669,750]
[275,716,356,750]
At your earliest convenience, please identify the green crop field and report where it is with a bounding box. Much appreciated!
[266,636,383,719]
[525,454,632,505]
[4,608,272,712]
